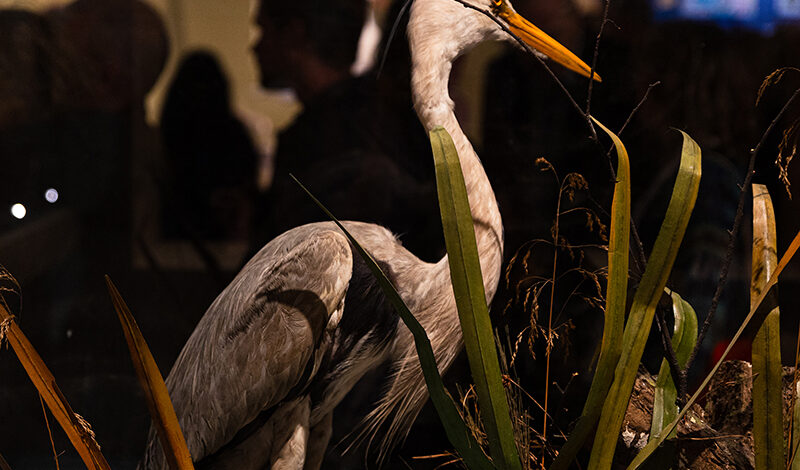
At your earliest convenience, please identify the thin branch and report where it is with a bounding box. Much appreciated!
[617,81,661,137]
[541,176,565,464]
[451,0,688,408]
[449,0,598,143]
[614,81,661,275]
[654,301,686,404]
[586,1,619,184]
[684,87,800,376]
[588,82,661,278]
[504,375,569,439]
[452,0,658,288]
[585,0,611,117]
[40,394,61,470]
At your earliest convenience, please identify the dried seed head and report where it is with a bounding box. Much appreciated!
[563,173,589,203]
[74,413,100,450]
[757,67,800,106]
[776,118,799,199]
[536,157,554,173]
[0,315,12,349]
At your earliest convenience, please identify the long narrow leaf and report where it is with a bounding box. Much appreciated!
[650,290,697,440]
[292,175,495,470]
[430,126,522,470]
[0,304,110,470]
[105,277,194,470]
[792,372,800,470]
[628,228,800,469]
[750,184,784,470]
[589,130,701,470]
[646,291,698,470]
[550,117,628,470]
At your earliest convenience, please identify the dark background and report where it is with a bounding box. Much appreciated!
[1,0,799,468]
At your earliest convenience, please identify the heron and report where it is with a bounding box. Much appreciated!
[139,0,597,468]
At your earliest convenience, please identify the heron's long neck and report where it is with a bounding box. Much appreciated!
[411,53,504,303]
[360,30,506,454]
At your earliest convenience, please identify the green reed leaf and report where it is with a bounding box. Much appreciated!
[589,130,701,470]
[750,184,784,470]
[628,228,800,469]
[550,117,628,470]
[430,126,521,470]
[293,175,495,470]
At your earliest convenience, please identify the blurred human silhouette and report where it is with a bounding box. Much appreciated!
[250,0,442,262]
[160,50,259,241]
[38,0,168,335]
[46,0,169,245]
[0,0,172,466]
[0,9,54,232]
[245,1,445,467]
[0,9,51,130]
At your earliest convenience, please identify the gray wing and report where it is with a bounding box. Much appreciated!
[141,227,353,467]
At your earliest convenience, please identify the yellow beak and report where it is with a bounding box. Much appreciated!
[494,3,601,82]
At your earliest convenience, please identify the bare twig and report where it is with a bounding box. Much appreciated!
[40,394,61,470]
[598,80,686,380]
[654,301,686,404]
[452,0,692,442]
[541,174,568,465]
[585,0,611,117]
[587,1,620,186]
[504,375,568,438]
[450,0,598,143]
[614,81,661,275]
[455,1,665,345]
[451,0,661,285]
[617,81,661,138]
[684,87,800,377]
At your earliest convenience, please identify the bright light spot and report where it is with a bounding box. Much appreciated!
[10,203,26,219]
[45,188,59,203]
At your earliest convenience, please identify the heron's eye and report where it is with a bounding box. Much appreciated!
[490,0,505,14]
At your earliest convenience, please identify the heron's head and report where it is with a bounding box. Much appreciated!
[409,0,600,81]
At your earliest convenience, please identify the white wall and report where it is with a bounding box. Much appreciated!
[144,0,300,131]
[0,0,301,132]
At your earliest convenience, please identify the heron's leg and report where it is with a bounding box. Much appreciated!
[270,396,312,470]
[303,413,333,470]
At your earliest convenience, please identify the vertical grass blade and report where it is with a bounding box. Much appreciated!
[750,184,784,470]
[650,290,697,440]
[628,228,800,469]
[589,130,701,470]
[105,277,195,470]
[292,175,495,470]
[0,304,110,470]
[792,373,800,470]
[644,292,698,470]
[550,117,628,470]
[430,126,522,470]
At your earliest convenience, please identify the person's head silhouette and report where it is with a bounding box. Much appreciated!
[251,0,365,104]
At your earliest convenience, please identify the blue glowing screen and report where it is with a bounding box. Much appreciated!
[652,0,800,31]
